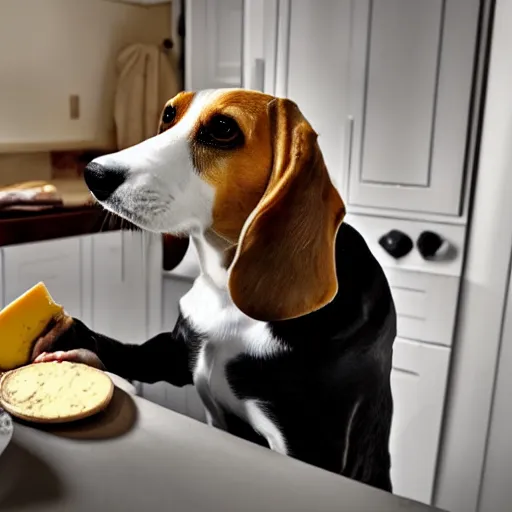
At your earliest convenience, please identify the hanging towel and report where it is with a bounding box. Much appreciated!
[114,43,181,150]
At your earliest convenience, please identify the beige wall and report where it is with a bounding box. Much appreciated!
[0,0,171,181]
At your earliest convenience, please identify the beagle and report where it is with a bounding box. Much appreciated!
[35,89,396,492]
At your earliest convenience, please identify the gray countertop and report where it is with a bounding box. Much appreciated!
[0,376,442,512]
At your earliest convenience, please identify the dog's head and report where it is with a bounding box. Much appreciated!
[85,89,345,321]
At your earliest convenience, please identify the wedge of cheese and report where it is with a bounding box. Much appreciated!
[0,282,63,371]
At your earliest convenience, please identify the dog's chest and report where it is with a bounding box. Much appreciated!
[180,276,282,424]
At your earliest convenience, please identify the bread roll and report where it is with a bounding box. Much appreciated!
[0,361,114,423]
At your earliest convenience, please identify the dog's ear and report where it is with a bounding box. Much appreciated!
[228,98,345,322]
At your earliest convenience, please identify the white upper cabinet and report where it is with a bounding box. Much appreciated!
[185,0,244,90]
[186,0,480,217]
[347,0,480,215]
[274,0,352,193]
[242,0,278,94]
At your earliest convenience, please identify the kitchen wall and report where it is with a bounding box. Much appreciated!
[0,0,171,185]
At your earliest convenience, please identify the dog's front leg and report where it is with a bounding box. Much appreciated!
[31,316,194,387]
[245,400,288,455]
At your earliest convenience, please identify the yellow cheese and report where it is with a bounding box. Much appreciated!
[0,282,63,371]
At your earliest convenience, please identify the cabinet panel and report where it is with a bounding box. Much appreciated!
[2,238,83,318]
[91,231,147,344]
[185,0,243,90]
[142,274,207,421]
[390,338,451,504]
[359,1,442,187]
[284,0,351,192]
[348,0,480,214]
[242,0,278,94]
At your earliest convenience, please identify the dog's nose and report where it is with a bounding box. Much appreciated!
[84,162,128,201]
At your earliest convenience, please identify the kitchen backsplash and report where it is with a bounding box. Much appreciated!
[0,153,52,185]
[0,150,110,186]
[50,150,109,179]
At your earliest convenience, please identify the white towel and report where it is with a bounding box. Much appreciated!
[114,43,181,150]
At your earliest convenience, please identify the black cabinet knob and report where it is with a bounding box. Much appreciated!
[378,230,413,259]
[417,231,451,260]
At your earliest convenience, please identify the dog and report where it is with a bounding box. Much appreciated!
[32,89,397,492]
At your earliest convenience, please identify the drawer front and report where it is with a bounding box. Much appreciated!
[390,337,451,504]
[386,268,459,347]
[2,237,83,317]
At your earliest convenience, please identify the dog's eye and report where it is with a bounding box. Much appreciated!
[208,116,239,142]
[197,115,243,149]
[162,105,176,124]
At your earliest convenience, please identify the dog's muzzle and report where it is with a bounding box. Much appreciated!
[84,162,129,202]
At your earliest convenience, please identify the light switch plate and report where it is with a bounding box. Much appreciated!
[69,95,80,120]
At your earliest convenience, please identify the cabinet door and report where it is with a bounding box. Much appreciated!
[1,238,83,318]
[142,275,206,422]
[276,0,351,192]
[185,0,243,90]
[90,231,147,344]
[347,0,480,215]
[390,338,451,504]
[242,0,278,94]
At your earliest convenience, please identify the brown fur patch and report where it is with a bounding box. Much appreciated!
[191,91,276,243]
[158,91,196,134]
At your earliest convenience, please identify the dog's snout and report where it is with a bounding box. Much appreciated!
[84,162,128,201]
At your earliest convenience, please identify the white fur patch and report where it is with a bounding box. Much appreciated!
[342,399,361,472]
[181,235,288,433]
[90,90,224,234]
[245,400,288,455]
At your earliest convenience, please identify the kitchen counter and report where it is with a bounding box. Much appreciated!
[0,205,120,246]
[0,375,443,512]
[0,178,121,246]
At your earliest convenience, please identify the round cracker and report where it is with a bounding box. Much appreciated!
[0,361,114,424]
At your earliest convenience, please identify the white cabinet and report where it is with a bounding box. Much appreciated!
[88,231,150,344]
[142,275,190,412]
[346,0,480,215]
[0,231,161,388]
[0,232,160,341]
[183,2,484,506]
[187,0,480,216]
[185,0,244,91]
[1,237,84,318]
[142,272,206,422]
[196,0,478,217]
[277,0,351,193]
[390,338,450,504]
